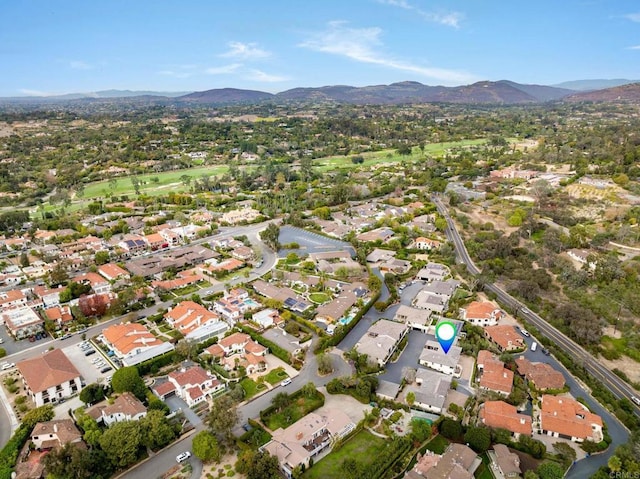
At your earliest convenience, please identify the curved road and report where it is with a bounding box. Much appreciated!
[432,195,635,477]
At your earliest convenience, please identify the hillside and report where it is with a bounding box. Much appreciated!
[177,88,274,104]
[564,83,640,102]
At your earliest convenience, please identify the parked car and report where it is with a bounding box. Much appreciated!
[176,452,191,463]
[1,362,15,370]
[531,342,538,352]
[84,349,96,356]
[281,378,292,387]
[632,396,640,407]
[100,366,112,374]
[541,347,550,356]
[520,329,530,337]
[60,333,72,340]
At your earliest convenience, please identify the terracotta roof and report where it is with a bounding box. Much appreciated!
[17,349,80,393]
[98,263,129,280]
[153,381,176,397]
[515,357,565,390]
[45,306,73,323]
[102,322,163,355]
[540,395,603,440]
[484,325,524,351]
[186,386,204,401]
[480,361,513,395]
[464,301,501,320]
[73,272,108,286]
[480,401,532,436]
[219,332,250,349]
[203,344,224,358]
[164,301,219,335]
[169,365,211,388]
[244,340,267,355]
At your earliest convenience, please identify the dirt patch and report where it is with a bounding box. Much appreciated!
[598,354,640,384]
[459,203,518,234]
[201,453,242,479]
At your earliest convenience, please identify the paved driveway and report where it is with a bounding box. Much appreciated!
[62,343,111,386]
[165,396,203,427]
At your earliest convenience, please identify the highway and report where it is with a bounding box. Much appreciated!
[433,195,635,475]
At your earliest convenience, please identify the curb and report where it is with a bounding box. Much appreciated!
[0,372,20,435]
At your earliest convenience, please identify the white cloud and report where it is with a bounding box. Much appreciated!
[628,45,640,50]
[377,0,463,28]
[205,63,243,75]
[245,69,289,82]
[158,70,194,78]
[299,21,476,84]
[70,60,93,70]
[19,88,52,97]
[220,41,271,59]
[624,13,640,22]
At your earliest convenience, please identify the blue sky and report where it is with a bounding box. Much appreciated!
[2,0,640,96]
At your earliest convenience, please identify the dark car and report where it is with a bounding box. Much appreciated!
[100,366,112,374]
[541,347,550,356]
[84,349,96,356]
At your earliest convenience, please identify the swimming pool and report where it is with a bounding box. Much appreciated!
[244,299,260,308]
[338,315,355,326]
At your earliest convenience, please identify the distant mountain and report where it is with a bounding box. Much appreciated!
[277,80,572,104]
[552,79,640,91]
[0,80,581,106]
[497,80,574,101]
[177,88,274,104]
[564,83,640,102]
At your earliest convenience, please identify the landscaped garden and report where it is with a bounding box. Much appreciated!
[309,292,330,304]
[302,429,387,479]
[263,367,289,385]
[240,378,268,400]
[261,385,325,431]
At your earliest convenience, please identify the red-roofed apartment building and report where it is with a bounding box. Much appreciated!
[540,395,603,443]
[154,365,224,406]
[460,301,502,327]
[17,349,82,406]
[101,322,174,366]
[484,325,525,352]
[476,350,513,396]
[479,400,532,439]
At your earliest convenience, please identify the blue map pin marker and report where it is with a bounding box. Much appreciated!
[435,321,457,354]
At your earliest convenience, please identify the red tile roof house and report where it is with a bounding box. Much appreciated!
[17,349,82,406]
[44,305,74,326]
[479,400,532,439]
[203,332,268,375]
[484,325,525,352]
[164,300,221,336]
[97,263,130,282]
[515,357,566,391]
[85,392,147,426]
[459,301,502,327]
[539,395,603,443]
[101,322,174,366]
[154,365,224,407]
[477,350,513,396]
[72,272,111,295]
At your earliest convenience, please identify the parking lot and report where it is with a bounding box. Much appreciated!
[62,341,115,387]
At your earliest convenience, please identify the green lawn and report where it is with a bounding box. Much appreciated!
[303,430,387,479]
[313,139,493,172]
[263,367,289,385]
[474,453,494,479]
[264,392,325,431]
[241,378,268,400]
[80,164,230,200]
[424,434,450,454]
[309,292,330,304]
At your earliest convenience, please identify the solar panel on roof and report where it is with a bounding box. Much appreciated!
[284,297,297,307]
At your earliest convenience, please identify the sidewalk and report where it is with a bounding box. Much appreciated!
[0,373,20,435]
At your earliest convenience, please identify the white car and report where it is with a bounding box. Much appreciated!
[1,362,15,370]
[632,396,640,407]
[176,451,191,463]
[281,378,292,387]
[520,329,530,337]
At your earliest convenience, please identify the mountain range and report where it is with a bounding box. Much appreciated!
[2,79,640,106]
